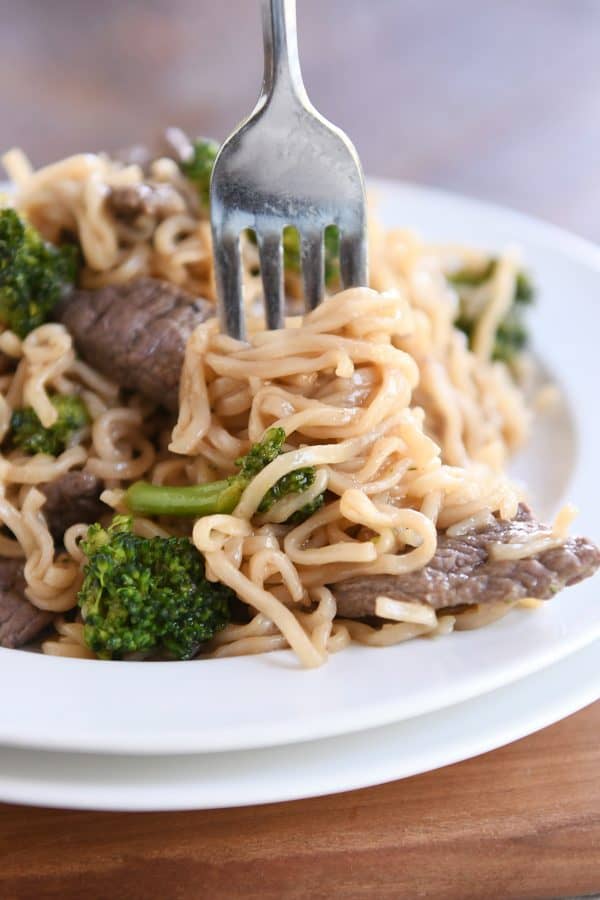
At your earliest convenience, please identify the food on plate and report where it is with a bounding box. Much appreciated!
[10,392,89,456]
[56,278,212,411]
[0,132,597,666]
[39,471,106,541]
[0,558,53,648]
[332,505,599,627]
[79,515,233,660]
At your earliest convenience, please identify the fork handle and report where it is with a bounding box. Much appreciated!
[261,0,307,101]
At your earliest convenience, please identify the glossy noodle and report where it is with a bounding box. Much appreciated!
[0,146,576,667]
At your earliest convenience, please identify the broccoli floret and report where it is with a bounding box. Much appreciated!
[449,260,534,303]
[9,393,90,456]
[179,138,219,210]
[258,467,316,513]
[235,426,286,480]
[492,308,529,363]
[287,492,325,525]
[79,515,233,659]
[514,270,534,304]
[449,258,535,364]
[447,260,495,288]
[125,427,323,521]
[0,209,78,338]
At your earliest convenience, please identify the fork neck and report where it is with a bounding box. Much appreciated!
[261,0,308,104]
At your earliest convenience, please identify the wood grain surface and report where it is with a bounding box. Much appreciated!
[0,703,598,900]
[0,1,599,897]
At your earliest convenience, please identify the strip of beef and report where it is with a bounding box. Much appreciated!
[55,278,213,411]
[40,471,107,542]
[332,506,600,618]
[0,351,15,375]
[107,183,185,222]
[0,559,53,648]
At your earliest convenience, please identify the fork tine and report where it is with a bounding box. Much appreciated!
[213,226,245,340]
[257,229,285,330]
[301,229,324,312]
[340,229,369,290]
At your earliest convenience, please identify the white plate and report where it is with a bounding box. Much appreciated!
[1,180,599,756]
[1,639,597,811]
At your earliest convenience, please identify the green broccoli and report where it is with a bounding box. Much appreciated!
[125,427,323,521]
[236,426,287,479]
[449,259,534,363]
[281,224,341,289]
[491,307,529,363]
[287,492,325,525]
[179,138,220,210]
[514,269,534,304]
[0,208,78,338]
[258,467,316,513]
[10,393,90,456]
[282,226,301,273]
[323,225,341,287]
[78,515,232,659]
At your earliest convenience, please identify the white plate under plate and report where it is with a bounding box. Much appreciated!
[1,639,597,811]
[1,180,599,756]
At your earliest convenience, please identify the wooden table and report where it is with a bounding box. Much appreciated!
[0,705,598,899]
[1,2,599,897]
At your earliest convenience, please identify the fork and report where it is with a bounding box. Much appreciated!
[210,0,368,340]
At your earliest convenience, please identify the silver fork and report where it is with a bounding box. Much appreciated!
[210,0,368,340]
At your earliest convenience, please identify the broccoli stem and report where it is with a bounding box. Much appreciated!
[125,428,322,521]
[127,429,289,517]
[125,478,244,517]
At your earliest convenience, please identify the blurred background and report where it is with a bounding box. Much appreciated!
[2,0,600,239]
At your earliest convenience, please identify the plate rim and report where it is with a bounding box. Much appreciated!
[0,639,597,811]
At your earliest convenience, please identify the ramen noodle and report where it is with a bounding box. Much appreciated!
[0,147,572,667]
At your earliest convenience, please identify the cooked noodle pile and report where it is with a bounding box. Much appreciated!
[0,150,535,665]
[3,149,216,295]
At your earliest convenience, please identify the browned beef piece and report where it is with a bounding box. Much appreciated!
[332,506,600,618]
[40,471,106,541]
[0,351,14,375]
[0,350,16,374]
[0,559,53,648]
[55,278,214,411]
[107,183,185,222]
